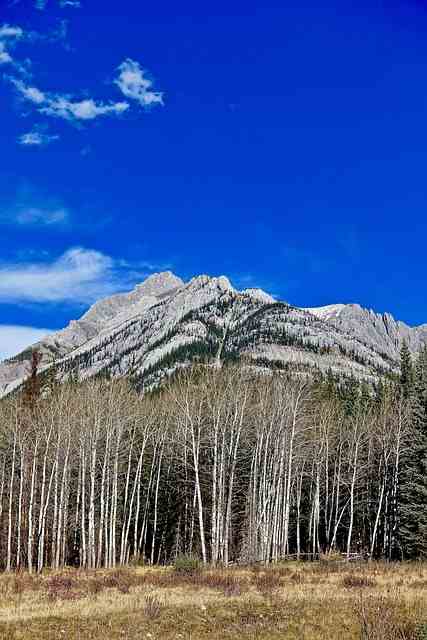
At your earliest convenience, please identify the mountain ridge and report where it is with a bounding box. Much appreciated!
[0,271,425,396]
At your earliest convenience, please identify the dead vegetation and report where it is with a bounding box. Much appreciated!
[0,561,425,639]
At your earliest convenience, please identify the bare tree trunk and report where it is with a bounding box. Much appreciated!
[28,439,39,572]
[6,429,17,572]
[16,445,25,571]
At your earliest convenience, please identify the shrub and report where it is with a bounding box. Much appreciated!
[272,564,292,578]
[173,555,201,577]
[102,568,134,593]
[342,574,376,589]
[46,575,79,601]
[87,577,104,597]
[11,574,42,595]
[354,592,419,640]
[197,571,244,596]
[254,570,282,596]
[222,578,242,597]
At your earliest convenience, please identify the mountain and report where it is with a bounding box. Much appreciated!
[0,271,183,395]
[1,271,426,396]
[304,303,427,360]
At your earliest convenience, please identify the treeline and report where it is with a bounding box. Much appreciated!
[0,345,425,572]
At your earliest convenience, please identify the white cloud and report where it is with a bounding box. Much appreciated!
[0,248,131,304]
[2,29,163,130]
[18,129,60,146]
[0,325,52,362]
[10,77,130,122]
[115,58,163,107]
[35,0,48,9]
[9,78,45,103]
[0,24,24,68]
[41,96,129,121]
[0,49,12,64]
[0,23,63,73]
[0,25,24,39]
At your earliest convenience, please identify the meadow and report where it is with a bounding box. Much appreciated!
[0,560,425,639]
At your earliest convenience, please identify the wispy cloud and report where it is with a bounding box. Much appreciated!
[18,126,60,146]
[1,186,70,228]
[9,78,45,103]
[41,97,129,121]
[2,25,163,136]
[0,25,23,40]
[115,58,163,107]
[35,0,81,8]
[0,325,52,362]
[0,21,69,66]
[10,77,130,122]
[50,19,69,45]
[59,0,81,7]
[14,207,69,225]
[0,248,157,305]
[0,24,24,67]
[0,247,128,304]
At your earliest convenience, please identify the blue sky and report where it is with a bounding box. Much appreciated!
[1,0,427,359]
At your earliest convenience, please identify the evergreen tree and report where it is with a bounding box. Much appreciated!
[374,378,386,406]
[42,359,60,397]
[342,377,360,416]
[399,340,414,400]
[22,349,42,411]
[399,345,427,558]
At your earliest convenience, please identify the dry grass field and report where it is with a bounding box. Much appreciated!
[0,561,425,639]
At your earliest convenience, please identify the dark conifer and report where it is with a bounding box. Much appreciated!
[399,345,427,558]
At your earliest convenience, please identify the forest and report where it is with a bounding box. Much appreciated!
[0,343,425,573]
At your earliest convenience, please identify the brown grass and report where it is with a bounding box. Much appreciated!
[342,573,377,589]
[0,561,424,639]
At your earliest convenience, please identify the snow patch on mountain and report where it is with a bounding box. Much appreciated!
[304,304,347,321]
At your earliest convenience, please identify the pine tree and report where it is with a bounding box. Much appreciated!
[399,341,414,400]
[399,345,427,558]
[22,350,42,411]
[374,378,386,406]
[42,359,60,397]
[342,377,360,416]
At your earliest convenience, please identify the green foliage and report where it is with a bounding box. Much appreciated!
[173,555,201,576]
[400,341,414,400]
[399,345,427,559]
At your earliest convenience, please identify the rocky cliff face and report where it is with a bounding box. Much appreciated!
[0,271,425,396]
[0,271,183,394]
[305,303,427,362]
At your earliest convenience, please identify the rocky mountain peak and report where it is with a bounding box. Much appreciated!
[1,271,427,398]
[242,288,275,304]
[133,271,184,297]
[186,274,234,293]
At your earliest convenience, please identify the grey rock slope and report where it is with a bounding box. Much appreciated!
[305,303,427,362]
[0,271,183,394]
[1,272,425,395]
